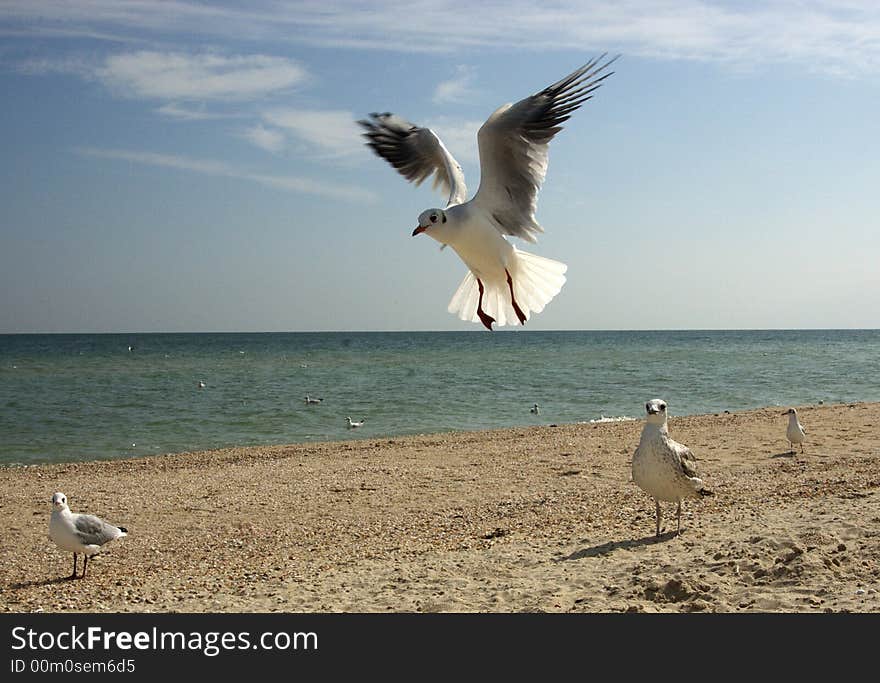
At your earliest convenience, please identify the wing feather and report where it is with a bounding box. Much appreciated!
[471,54,618,243]
[74,514,122,546]
[358,113,467,207]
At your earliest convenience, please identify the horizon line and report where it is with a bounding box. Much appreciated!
[2,327,878,336]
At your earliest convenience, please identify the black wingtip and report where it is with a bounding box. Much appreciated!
[118,526,129,533]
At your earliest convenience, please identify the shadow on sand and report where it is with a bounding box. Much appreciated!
[8,576,72,590]
[558,531,679,561]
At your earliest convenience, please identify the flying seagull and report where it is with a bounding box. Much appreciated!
[783,407,806,453]
[631,399,713,537]
[48,492,127,579]
[358,55,617,330]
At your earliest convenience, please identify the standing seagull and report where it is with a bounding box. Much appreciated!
[358,55,617,330]
[631,399,713,537]
[783,408,806,453]
[48,492,127,579]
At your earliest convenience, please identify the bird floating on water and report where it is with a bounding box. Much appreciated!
[530,403,540,415]
[358,55,617,330]
[305,395,323,404]
[347,417,365,428]
[48,492,127,579]
[631,399,713,537]
[783,408,806,454]
[197,380,206,389]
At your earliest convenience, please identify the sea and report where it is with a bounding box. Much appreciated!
[1,330,878,465]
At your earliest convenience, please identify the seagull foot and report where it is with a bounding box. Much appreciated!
[478,309,495,331]
[506,270,528,326]
[476,277,495,331]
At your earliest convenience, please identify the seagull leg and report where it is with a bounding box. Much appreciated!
[676,501,682,535]
[70,553,78,580]
[476,278,496,331]
[800,443,804,454]
[655,500,662,537]
[81,555,89,580]
[505,270,527,326]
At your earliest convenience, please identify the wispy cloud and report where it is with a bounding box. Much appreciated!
[155,103,240,121]
[433,65,477,104]
[4,1,880,78]
[262,109,364,159]
[241,125,286,153]
[74,146,375,203]
[96,51,307,101]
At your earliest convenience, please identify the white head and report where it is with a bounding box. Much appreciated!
[412,208,448,241]
[644,398,668,425]
[51,492,68,510]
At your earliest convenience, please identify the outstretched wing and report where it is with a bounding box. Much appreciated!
[471,54,617,243]
[358,113,467,208]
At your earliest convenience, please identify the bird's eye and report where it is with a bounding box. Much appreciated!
[430,214,438,223]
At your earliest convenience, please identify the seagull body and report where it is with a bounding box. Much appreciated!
[197,380,206,389]
[631,399,712,536]
[784,408,806,453]
[347,416,365,428]
[48,492,127,579]
[530,403,540,415]
[305,395,323,404]
[359,55,616,330]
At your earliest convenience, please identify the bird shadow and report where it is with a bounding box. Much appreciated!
[8,576,73,590]
[771,451,797,459]
[557,531,679,562]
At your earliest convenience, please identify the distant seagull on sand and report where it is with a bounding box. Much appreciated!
[347,417,365,428]
[358,55,617,330]
[305,395,323,404]
[48,492,127,579]
[783,408,806,453]
[530,403,540,415]
[632,399,713,537]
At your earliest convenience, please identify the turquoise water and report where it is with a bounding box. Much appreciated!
[1,330,878,465]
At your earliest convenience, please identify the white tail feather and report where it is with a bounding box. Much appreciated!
[447,247,567,327]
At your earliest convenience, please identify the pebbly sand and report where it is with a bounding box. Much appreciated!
[1,402,878,613]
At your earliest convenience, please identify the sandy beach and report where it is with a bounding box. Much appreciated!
[1,402,878,613]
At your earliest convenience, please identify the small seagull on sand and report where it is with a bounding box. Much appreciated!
[48,492,127,579]
[305,395,323,404]
[783,408,806,453]
[347,416,365,428]
[358,55,617,330]
[632,399,713,537]
[530,403,540,415]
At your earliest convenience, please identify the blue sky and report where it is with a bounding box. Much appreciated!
[1,1,878,332]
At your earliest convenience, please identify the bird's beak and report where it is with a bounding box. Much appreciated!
[412,225,427,236]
